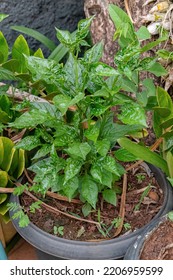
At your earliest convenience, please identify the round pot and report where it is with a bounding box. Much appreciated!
[9,164,173,260]
[124,214,171,260]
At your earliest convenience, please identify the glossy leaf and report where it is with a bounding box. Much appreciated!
[84,124,100,143]
[118,102,147,127]
[66,142,91,160]
[64,158,83,184]
[15,136,41,151]
[9,109,50,129]
[95,140,110,157]
[24,56,61,85]
[84,42,103,63]
[81,175,98,209]
[91,62,118,76]
[101,156,125,177]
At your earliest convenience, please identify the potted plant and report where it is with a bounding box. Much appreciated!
[1,5,173,259]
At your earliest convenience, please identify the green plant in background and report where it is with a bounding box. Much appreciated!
[153,86,173,185]
[0,137,25,223]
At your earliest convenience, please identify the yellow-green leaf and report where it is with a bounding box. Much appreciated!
[0,170,8,187]
[0,31,8,63]
[15,149,25,179]
[0,137,14,171]
[0,194,8,204]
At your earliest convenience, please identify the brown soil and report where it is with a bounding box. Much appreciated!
[140,220,173,260]
[20,163,164,241]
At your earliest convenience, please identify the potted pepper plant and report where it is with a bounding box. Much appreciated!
[1,5,173,259]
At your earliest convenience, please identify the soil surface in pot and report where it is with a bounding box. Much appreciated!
[21,163,164,241]
[140,220,173,260]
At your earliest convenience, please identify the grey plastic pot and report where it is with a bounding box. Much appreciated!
[124,214,170,260]
[9,164,173,260]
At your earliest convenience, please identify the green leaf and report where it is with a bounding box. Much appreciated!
[95,140,110,157]
[166,151,173,178]
[90,163,103,184]
[84,42,103,63]
[114,148,139,162]
[84,123,100,143]
[82,203,92,217]
[9,109,50,129]
[32,145,51,160]
[147,62,167,77]
[81,175,98,209]
[77,17,93,40]
[11,25,56,51]
[53,94,71,115]
[64,158,83,184]
[12,35,30,73]
[0,137,15,172]
[66,142,91,160]
[108,4,136,44]
[103,189,117,206]
[0,31,8,63]
[157,87,173,113]
[118,102,147,127]
[0,194,8,204]
[56,29,73,47]
[15,136,41,151]
[91,62,118,76]
[0,14,9,22]
[48,42,68,62]
[24,56,62,85]
[63,176,79,201]
[118,137,168,175]
[0,67,17,81]
[168,211,173,221]
[15,149,25,179]
[136,26,151,40]
[140,36,167,53]
[119,77,138,93]
[101,156,125,177]
[0,170,8,187]
[34,48,44,58]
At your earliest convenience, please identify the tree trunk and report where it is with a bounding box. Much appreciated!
[84,0,166,65]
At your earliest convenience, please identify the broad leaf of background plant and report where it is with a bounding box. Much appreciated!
[0,31,8,63]
[118,137,168,175]
[12,35,30,73]
[11,25,56,51]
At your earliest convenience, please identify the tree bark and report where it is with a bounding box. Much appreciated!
[84,0,162,65]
